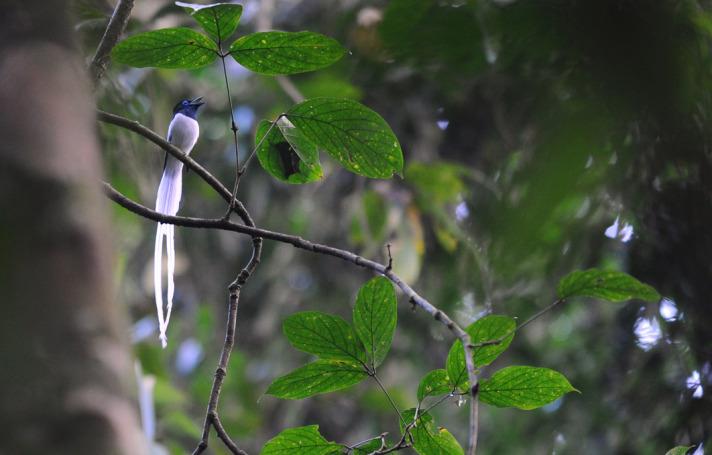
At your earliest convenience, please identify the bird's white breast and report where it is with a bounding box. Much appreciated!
[167,113,200,154]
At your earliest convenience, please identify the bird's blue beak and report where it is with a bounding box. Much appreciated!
[190,97,205,107]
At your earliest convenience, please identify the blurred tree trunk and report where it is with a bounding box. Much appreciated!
[0,1,146,453]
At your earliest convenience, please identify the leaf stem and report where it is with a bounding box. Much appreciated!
[220,53,241,219]
[470,298,565,349]
[371,372,404,424]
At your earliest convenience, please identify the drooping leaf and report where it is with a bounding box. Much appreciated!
[255,119,322,184]
[479,366,578,410]
[276,117,321,168]
[557,269,660,302]
[175,2,243,43]
[112,28,218,68]
[229,31,345,75]
[352,277,397,367]
[261,425,342,455]
[401,409,464,455]
[417,369,453,401]
[665,446,694,455]
[446,315,516,391]
[283,311,367,364]
[286,98,403,178]
[265,360,368,399]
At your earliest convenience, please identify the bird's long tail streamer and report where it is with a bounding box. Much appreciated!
[154,161,183,348]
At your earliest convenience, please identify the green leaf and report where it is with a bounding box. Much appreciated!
[266,360,368,399]
[469,315,516,367]
[401,409,464,455]
[286,98,404,178]
[479,366,578,410]
[352,277,397,367]
[283,311,367,364]
[417,369,453,401]
[229,31,346,75]
[175,2,243,43]
[446,315,516,391]
[665,446,694,455]
[445,340,468,391]
[261,425,342,455]
[112,28,218,68]
[255,119,323,184]
[557,269,660,302]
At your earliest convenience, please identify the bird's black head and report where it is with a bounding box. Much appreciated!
[173,97,205,119]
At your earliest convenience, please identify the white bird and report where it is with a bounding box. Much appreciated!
[155,97,204,348]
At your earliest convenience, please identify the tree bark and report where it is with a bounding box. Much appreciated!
[0,1,146,453]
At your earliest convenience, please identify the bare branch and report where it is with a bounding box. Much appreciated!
[103,182,465,335]
[89,0,134,84]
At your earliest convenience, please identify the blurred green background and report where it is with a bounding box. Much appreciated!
[81,0,711,453]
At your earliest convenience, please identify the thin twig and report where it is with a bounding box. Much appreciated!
[385,244,393,272]
[346,432,389,452]
[239,114,287,176]
[104,182,466,338]
[89,0,135,84]
[220,53,242,218]
[422,390,459,415]
[371,373,404,423]
[470,298,566,349]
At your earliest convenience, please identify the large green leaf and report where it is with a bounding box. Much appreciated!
[352,276,397,368]
[112,28,218,68]
[175,2,243,43]
[417,369,453,401]
[266,360,368,399]
[401,409,464,455]
[557,269,660,302]
[446,315,516,391]
[286,98,404,178]
[479,366,578,410]
[229,31,345,75]
[261,425,341,455]
[255,119,322,184]
[283,311,366,364]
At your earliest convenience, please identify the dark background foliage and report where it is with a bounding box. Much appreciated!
[81,0,711,453]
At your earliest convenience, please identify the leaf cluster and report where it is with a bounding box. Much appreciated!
[111,2,403,182]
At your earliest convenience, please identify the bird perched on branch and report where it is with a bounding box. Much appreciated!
[155,97,205,347]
